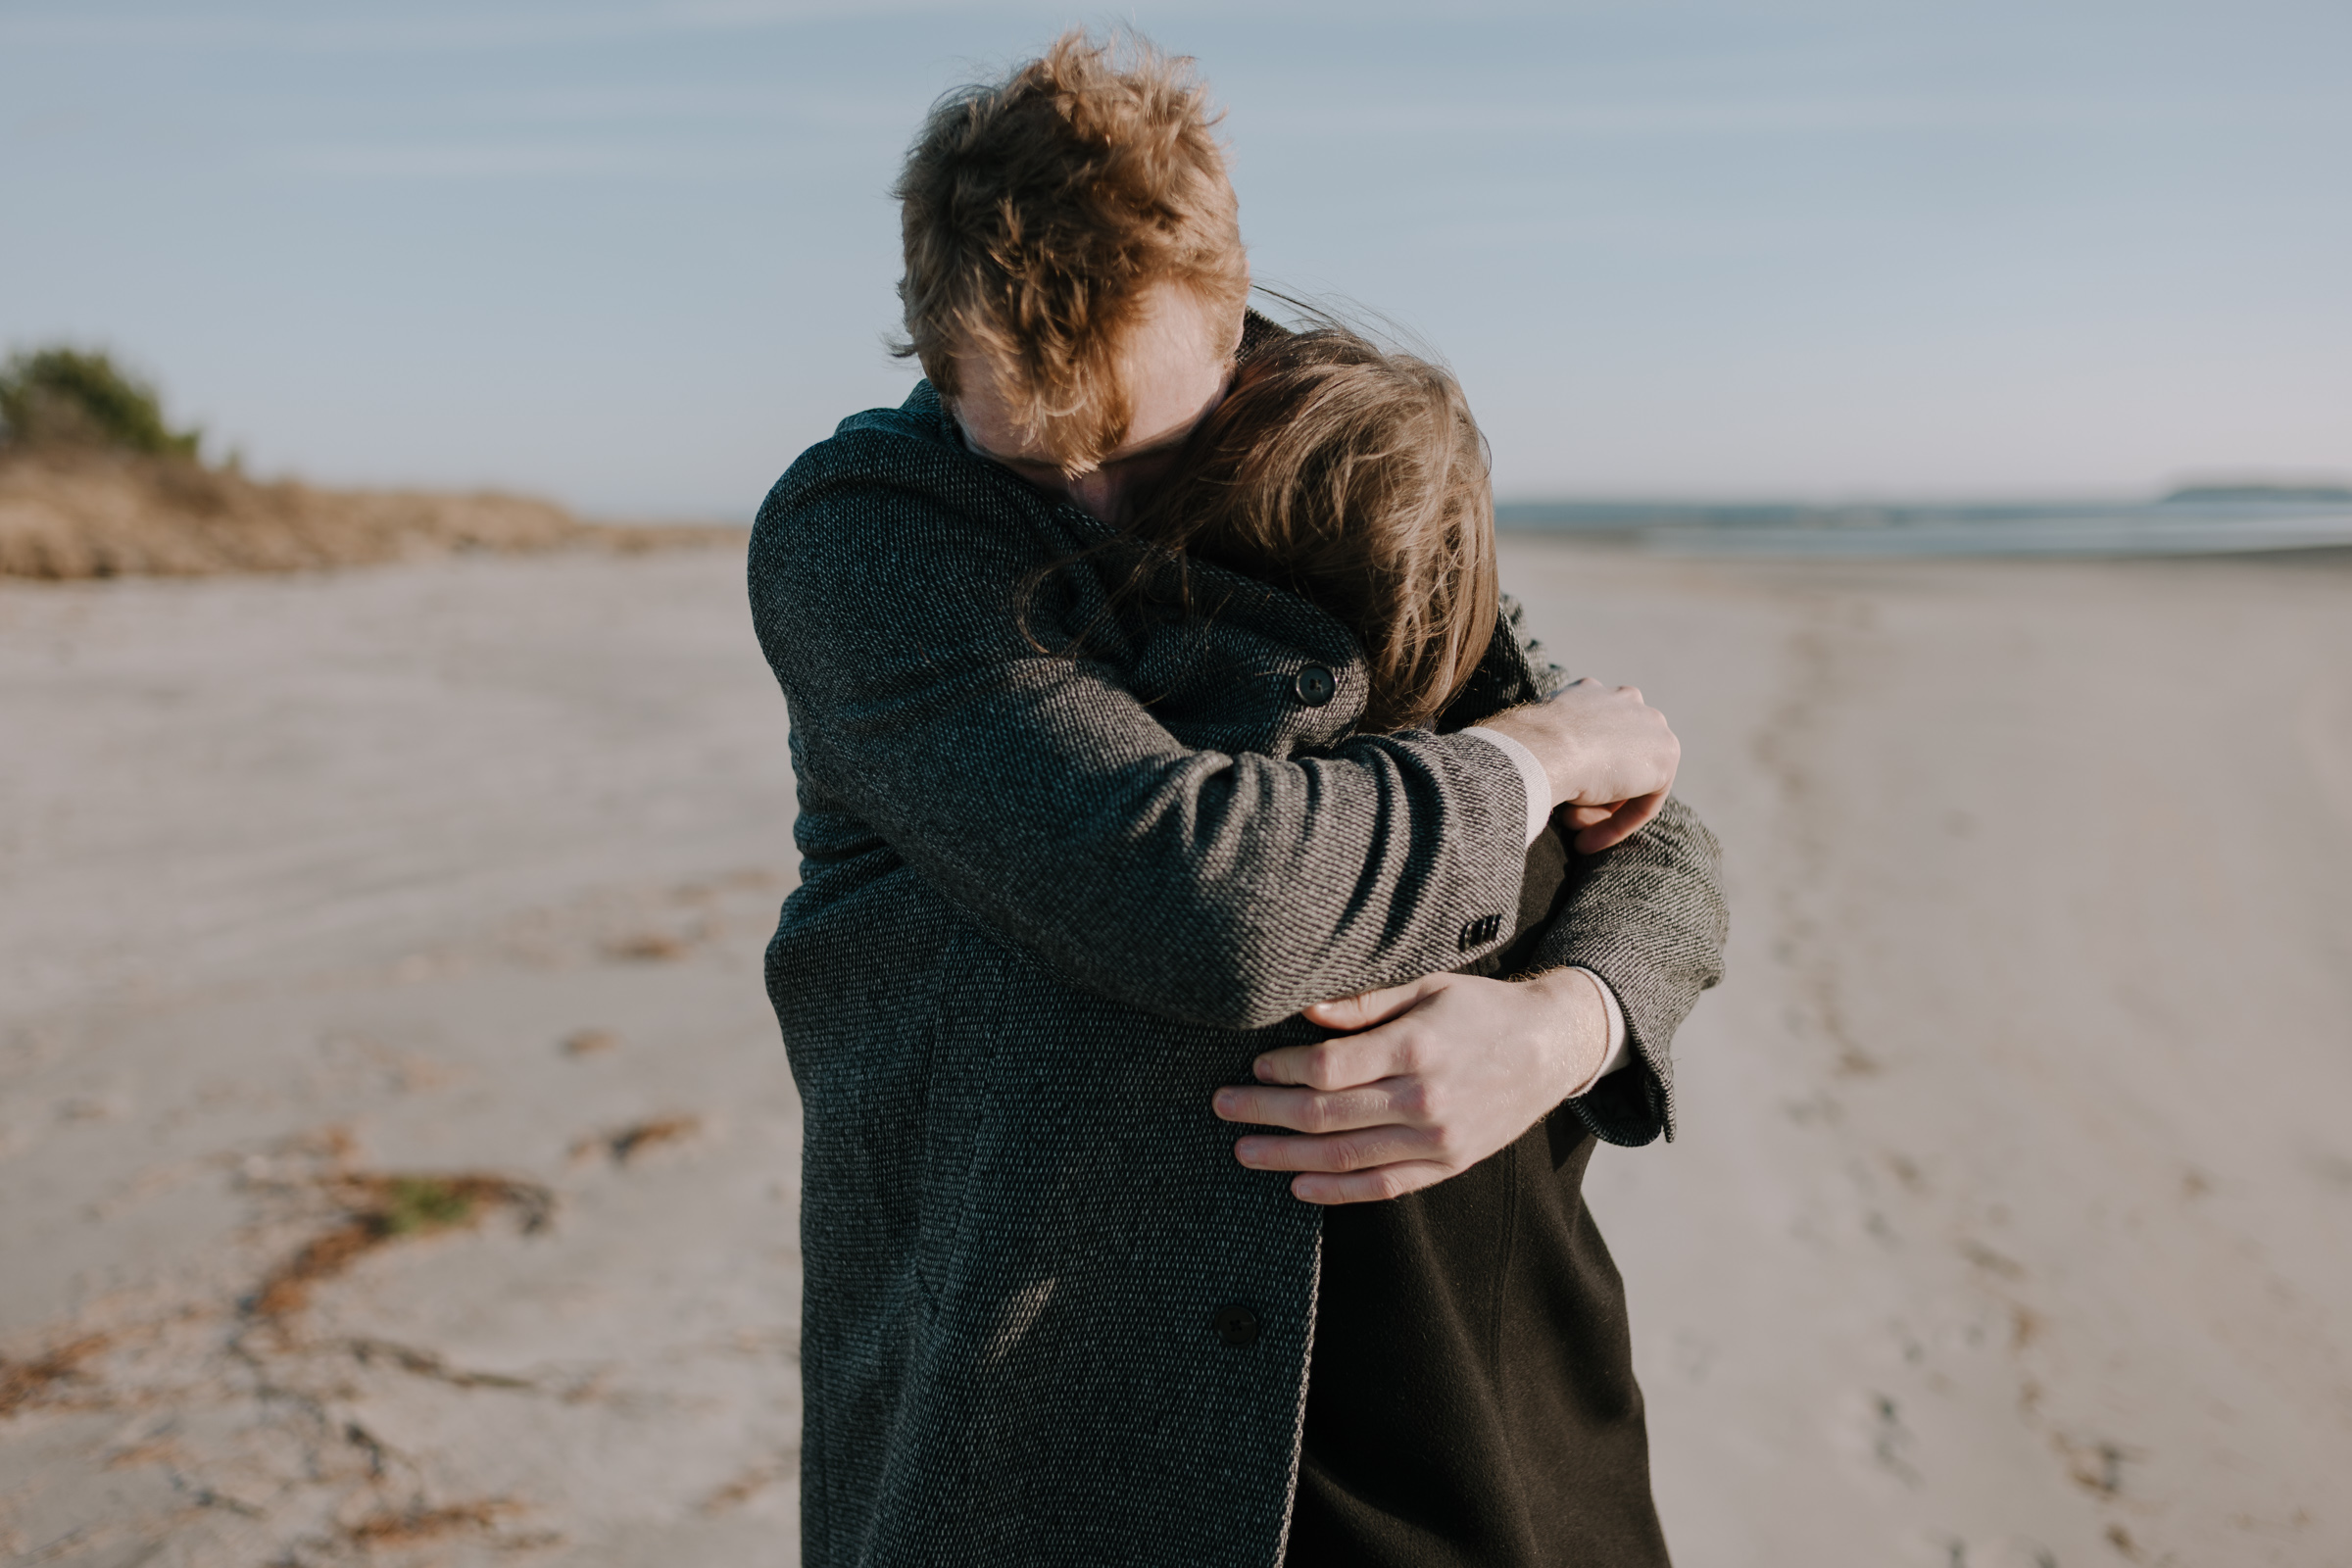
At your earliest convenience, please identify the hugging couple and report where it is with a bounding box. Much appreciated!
[749,31,1727,1568]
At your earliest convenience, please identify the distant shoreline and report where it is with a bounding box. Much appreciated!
[1494,496,2352,559]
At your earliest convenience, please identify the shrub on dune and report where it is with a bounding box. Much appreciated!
[0,342,737,580]
[0,345,203,461]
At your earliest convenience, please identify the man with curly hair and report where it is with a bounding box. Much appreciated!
[749,31,1725,1567]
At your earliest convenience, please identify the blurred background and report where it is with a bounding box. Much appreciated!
[4,0,2348,515]
[4,6,2350,1567]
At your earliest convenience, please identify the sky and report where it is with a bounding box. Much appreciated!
[3,0,2347,516]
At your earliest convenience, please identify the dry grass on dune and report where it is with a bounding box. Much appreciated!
[0,451,744,579]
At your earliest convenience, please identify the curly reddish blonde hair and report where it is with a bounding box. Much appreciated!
[893,31,1250,471]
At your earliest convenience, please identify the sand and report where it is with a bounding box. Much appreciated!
[2,539,2348,1565]
[1522,544,2352,1567]
[1,549,805,1563]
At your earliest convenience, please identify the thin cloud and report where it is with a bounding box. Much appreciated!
[273,140,672,179]
[0,1,1062,55]
[1236,88,2349,143]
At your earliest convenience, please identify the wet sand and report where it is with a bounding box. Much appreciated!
[3,540,2349,1564]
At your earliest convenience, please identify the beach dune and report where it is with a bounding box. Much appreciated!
[1,540,2347,1564]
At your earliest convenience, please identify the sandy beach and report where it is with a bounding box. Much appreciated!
[3,538,2348,1565]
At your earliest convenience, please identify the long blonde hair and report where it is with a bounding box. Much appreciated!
[1126,327,1498,732]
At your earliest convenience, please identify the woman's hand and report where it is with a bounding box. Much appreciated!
[1483,678,1679,852]
[1210,969,1612,1203]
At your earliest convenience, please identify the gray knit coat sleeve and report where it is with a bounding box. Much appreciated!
[1480,604,1728,1147]
[750,455,1540,1034]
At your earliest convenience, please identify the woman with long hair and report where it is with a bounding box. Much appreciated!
[1126,322,1682,1566]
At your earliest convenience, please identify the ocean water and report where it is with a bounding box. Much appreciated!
[1494,497,2352,559]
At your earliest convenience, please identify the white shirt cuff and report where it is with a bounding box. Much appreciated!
[1456,731,1630,1098]
[1564,966,1631,1097]
[1460,725,1551,848]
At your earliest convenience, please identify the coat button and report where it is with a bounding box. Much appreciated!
[1293,665,1336,707]
[1212,1303,1260,1347]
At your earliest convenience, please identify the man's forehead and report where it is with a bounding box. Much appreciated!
[964,384,1228,467]
[956,370,1232,473]
[951,282,1243,467]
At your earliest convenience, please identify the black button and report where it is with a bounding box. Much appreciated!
[1212,1303,1260,1347]
[1293,665,1336,707]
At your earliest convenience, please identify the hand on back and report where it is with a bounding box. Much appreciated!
[1482,677,1680,853]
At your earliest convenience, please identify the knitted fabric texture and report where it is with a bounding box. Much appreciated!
[749,381,1726,1568]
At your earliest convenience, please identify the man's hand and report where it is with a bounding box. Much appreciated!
[1483,677,1679,852]
[1210,969,1610,1204]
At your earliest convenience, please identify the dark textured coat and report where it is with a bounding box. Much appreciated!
[748,381,1727,1568]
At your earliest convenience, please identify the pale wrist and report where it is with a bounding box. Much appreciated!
[1520,967,1610,1100]
[1459,725,1553,846]
[1481,706,1570,808]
